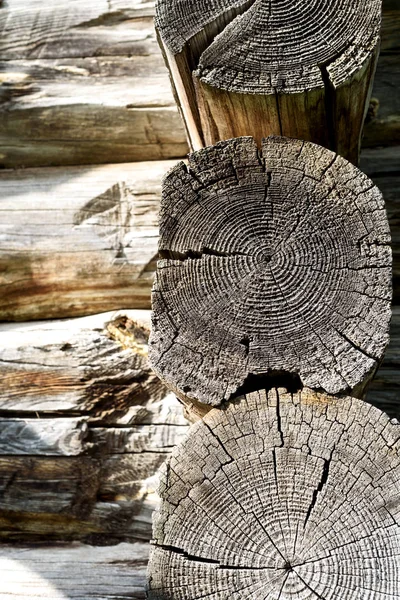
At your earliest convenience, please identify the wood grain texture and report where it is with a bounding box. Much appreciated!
[0,161,174,320]
[0,454,166,542]
[148,388,400,599]
[0,3,397,168]
[0,310,178,423]
[0,542,149,599]
[150,136,392,408]
[0,418,89,456]
[0,1,188,167]
[156,0,382,163]
[0,310,188,542]
[361,146,400,302]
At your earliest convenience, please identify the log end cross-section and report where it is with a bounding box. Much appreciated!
[155,0,382,162]
[147,388,400,599]
[149,136,392,410]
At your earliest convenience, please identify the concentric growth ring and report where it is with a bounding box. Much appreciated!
[149,137,391,408]
[147,389,400,599]
[156,0,381,91]
[196,0,381,93]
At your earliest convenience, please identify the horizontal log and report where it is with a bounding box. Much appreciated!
[0,4,188,167]
[0,306,397,544]
[0,542,149,600]
[0,453,166,542]
[0,162,173,320]
[90,424,186,454]
[0,56,188,168]
[0,309,188,542]
[0,310,187,426]
[0,2,159,59]
[0,148,399,319]
[0,310,188,425]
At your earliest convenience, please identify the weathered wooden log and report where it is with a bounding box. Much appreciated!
[0,542,149,600]
[148,387,400,599]
[0,2,397,169]
[0,310,174,423]
[156,0,382,164]
[0,310,188,542]
[149,136,392,412]
[0,148,399,323]
[0,160,175,321]
[0,1,188,167]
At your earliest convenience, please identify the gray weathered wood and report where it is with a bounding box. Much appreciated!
[148,388,400,598]
[150,136,392,410]
[0,1,188,167]
[0,161,174,320]
[0,418,89,456]
[0,148,399,321]
[0,2,397,169]
[0,454,166,542]
[156,0,382,164]
[0,542,149,599]
[0,309,188,542]
[0,310,186,426]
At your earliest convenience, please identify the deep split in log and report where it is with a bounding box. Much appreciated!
[149,136,392,414]
[155,0,382,164]
[148,388,400,599]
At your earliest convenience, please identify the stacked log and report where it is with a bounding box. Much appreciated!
[0,1,398,170]
[0,311,188,542]
[156,0,382,164]
[147,137,397,597]
[0,160,174,320]
[0,0,188,167]
[150,136,392,413]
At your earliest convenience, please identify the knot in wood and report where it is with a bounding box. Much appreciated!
[149,137,392,408]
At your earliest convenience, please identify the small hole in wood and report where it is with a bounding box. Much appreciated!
[239,336,251,355]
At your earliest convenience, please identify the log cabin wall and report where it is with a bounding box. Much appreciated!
[0,0,399,598]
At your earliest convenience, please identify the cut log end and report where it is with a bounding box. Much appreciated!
[147,388,400,599]
[156,0,381,86]
[149,136,392,409]
[155,0,382,161]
